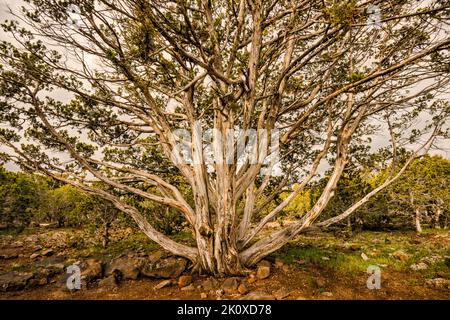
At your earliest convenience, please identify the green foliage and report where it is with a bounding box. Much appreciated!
[384,155,450,229]
[315,153,450,231]
[0,166,48,229]
[323,0,359,27]
[279,186,312,218]
[33,184,90,227]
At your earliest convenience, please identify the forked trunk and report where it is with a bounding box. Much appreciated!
[194,230,245,275]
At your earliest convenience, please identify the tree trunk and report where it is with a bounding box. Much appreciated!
[433,201,442,229]
[102,221,110,248]
[194,231,245,275]
[415,208,422,233]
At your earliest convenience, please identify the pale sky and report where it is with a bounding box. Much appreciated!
[0,0,448,173]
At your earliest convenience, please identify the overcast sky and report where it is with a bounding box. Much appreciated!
[0,0,448,172]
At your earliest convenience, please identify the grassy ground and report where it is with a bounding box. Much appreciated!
[273,229,449,282]
[0,227,449,299]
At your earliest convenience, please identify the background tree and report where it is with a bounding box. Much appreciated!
[35,184,90,227]
[0,166,47,229]
[384,155,450,232]
[0,0,449,275]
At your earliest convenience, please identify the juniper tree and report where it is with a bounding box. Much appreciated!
[0,0,449,275]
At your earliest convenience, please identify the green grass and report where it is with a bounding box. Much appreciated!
[272,229,449,275]
[75,231,159,259]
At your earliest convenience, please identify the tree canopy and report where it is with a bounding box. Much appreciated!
[0,0,449,275]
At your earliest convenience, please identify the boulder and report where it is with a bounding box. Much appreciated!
[247,273,257,284]
[81,259,104,282]
[148,250,170,263]
[98,275,118,290]
[154,279,173,290]
[0,248,19,259]
[425,278,450,290]
[313,277,326,288]
[30,253,40,260]
[420,255,443,265]
[237,283,248,295]
[222,277,239,294]
[201,278,218,291]
[141,257,187,279]
[105,257,142,280]
[0,272,34,292]
[178,275,193,288]
[410,262,428,271]
[41,249,54,257]
[392,250,409,262]
[256,260,271,280]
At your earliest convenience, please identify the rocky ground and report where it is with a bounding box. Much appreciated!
[0,227,449,300]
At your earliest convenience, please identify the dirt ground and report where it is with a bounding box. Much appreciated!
[1,228,449,300]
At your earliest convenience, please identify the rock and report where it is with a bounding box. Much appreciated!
[273,288,290,300]
[361,253,369,261]
[410,262,428,271]
[141,257,187,279]
[200,293,208,299]
[321,292,333,297]
[105,257,142,280]
[201,278,218,291]
[180,284,195,291]
[313,277,326,288]
[215,289,224,297]
[392,250,409,262]
[148,250,168,263]
[237,283,248,295]
[98,275,118,290]
[30,253,40,260]
[178,275,193,288]
[321,256,330,261]
[247,274,257,284]
[0,272,34,292]
[81,259,104,282]
[41,249,54,257]
[154,279,173,290]
[420,255,443,265]
[425,278,450,290]
[47,263,65,273]
[240,291,275,300]
[223,277,240,294]
[1,254,18,260]
[256,261,271,280]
